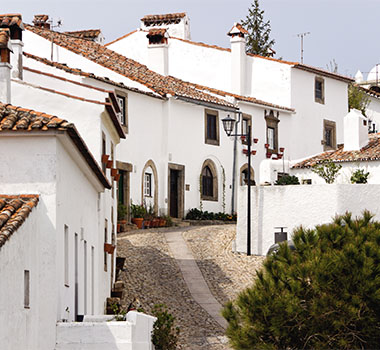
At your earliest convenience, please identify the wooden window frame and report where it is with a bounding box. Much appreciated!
[323,119,336,151]
[204,109,220,146]
[241,114,252,145]
[200,159,218,201]
[115,91,128,134]
[265,110,280,154]
[144,172,152,197]
[315,77,325,104]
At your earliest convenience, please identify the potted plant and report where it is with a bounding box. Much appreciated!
[253,138,259,143]
[130,203,146,229]
[143,203,154,229]
[104,243,115,254]
[101,154,109,163]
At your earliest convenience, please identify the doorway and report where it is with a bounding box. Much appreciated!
[168,163,185,218]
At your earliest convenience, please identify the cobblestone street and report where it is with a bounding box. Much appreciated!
[117,225,264,350]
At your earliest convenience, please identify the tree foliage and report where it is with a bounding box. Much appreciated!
[151,304,180,350]
[348,84,370,116]
[222,211,380,350]
[241,0,275,56]
[311,159,342,184]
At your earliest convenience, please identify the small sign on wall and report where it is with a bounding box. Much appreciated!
[185,184,190,191]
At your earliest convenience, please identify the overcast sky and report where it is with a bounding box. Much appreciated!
[3,0,379,78]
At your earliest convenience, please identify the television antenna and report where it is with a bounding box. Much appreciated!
[49,18,63,61]
[296,32,310,64]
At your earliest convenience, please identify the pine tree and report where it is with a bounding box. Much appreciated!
[222,211,380,350]
[241,0,275,56]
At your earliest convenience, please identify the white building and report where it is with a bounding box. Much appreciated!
[14,12,352,219]
[0,101,112,349]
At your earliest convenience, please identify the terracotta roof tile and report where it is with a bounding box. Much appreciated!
[33,14,49,25]
[0,28,11,49]
[227,23,248,36]
[25,24,235,109]
[65,29,101,40]
[147,28,167,37]
[292,134,380,168]
[0,102,111,189]
[141,13,186,22]
[0,14,24,29]
[0,195,38,249]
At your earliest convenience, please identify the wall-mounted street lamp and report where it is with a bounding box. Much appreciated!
[222,114,253,256]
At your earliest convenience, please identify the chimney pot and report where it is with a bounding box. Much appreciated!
[33,14,50,29]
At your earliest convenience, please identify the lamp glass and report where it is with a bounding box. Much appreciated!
[222,115,236,136]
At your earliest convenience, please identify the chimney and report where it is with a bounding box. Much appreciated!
[344,109,369,151]
[141,13,190,40]
[228,23,248,95]
[0,14,24,79]
[0,28,12,103]
[147,29,168,76]
[33,14,50,29]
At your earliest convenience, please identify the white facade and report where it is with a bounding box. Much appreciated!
[0,133,107,349]
[236,184,380,255]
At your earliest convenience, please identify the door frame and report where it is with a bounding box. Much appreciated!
[168,163,185,218]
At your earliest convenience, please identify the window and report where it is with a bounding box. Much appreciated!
[102,133,106,173]
[204,109,219,145]
[241,114,252,145]
[240,164,255,186]
[117,95,126,125]
[104,219,108,272]
[202,166,213,197]
[265,110,279,154]
[24,270,30,308]
[323,119,336,151]
[200,159,218,201]
[315,77,325,104]
[64,225,69,287]
[144,173,152,197]
[116,92,128,132]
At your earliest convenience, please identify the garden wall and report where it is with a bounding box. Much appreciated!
[236,184,380,255]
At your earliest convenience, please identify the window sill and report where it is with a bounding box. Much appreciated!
[24,306,30,309]
[201,196,218,202]
[315,98,325,104]
[205,139,220,146]
[64,284,69,288]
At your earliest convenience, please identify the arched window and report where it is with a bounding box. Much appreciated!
[200,160,218,201]
[202,166,213,197]
[240,164,255,186]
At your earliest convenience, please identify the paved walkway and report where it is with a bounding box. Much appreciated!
[165,230,228,329]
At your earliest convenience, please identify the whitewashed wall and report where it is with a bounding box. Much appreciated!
[291,160,380,184]
[236,184,380,256]
[0,134,105,349]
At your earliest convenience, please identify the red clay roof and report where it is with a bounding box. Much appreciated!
[227,23,248,36]
[65,29,102,40]
[0,195,39,248]
[141,13,186,22]
[0,14,24,29]
[147,28,167,37]
[292,134,380,168]
[0,102,111,189]
[25,24,235,109]
[33,14,49,24]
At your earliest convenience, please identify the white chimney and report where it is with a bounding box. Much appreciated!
[344,109,369,151]
[355,70,363,84]
[0,28,12,103]
[147,29,168,76]
[141,13,190,40]
[0,14,24,79]
[228,23,247,95]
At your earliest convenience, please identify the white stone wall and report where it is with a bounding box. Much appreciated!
[0,134,106,349]
[236,184,380,255]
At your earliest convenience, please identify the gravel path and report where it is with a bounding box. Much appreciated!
[182,225,265,306]
[116,225,264,349]
[117,227,229,350]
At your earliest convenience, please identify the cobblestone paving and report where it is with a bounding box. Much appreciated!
[182,225,265,306]
[117,227,230,350]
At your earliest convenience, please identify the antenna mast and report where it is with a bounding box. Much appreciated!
[49,18,63,61]
[296,32,310,64]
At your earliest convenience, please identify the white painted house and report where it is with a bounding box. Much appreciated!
[0,101,112,349]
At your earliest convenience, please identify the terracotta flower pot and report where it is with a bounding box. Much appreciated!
[104,243,115,254]
[106,160,113,169]
[280,147,285,153]
[264,143,269,148]
[152,218,160,228]
[131,218,144,229]
[251,150,257,155]
[102,154,109,163]
[117,223,121,233]
[253,138,259,143]
[114,174,121,181]
[159,219,166,227]
[111,168,118,177]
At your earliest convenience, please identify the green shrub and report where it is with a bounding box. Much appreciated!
[117,202,127,220]
[185,208,236,221]
[351,168,370,184]
[275,175,300,185]
[222,211,380,350]
[151,304,180,350]
[311,159,342,184]
[130,203,146,218]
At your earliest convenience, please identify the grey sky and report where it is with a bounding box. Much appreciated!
[2,0,379,78]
